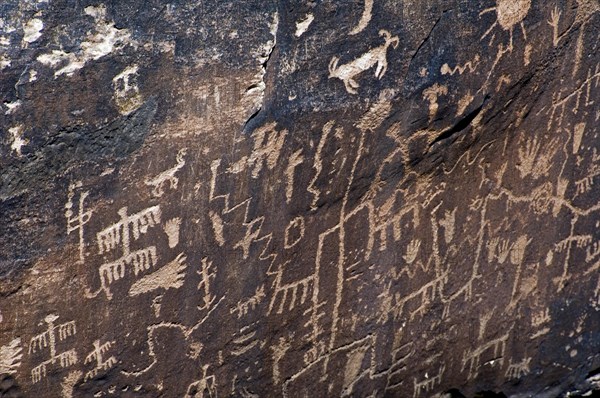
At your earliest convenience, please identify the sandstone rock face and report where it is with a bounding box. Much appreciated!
[0,1,599,397]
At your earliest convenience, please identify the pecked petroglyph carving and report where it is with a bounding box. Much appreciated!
[231,285,266,318]
[197,258,217,311]
[28,315,76,355]
[84,340,117,381]
[505,357,531,380]
[403,239,421,265]
[516,136,559,179]
[308,121,335,210]
[96,246,158,298]
[186,365,217,398]
[61,370,82,398]
[163,217,182,248]
[548,7,562,47]
[480,0,530,49]
[439,209,456,244]
[349,0,374,35]
[96,206,161,255]
[144,148,187,198]
[128,253,187,296]
[112,65,143,115]
[271,336,291,385]
[267,261,314,315]
[284,216,305,249]
[231,327,263,357]
[2,1,600,396]
[572,122,586,154]
[546,65,600,129]
[329,30,399,94]
[413,365,445,398]
[0,338,23,375]
[89,205,162,299]
[285,149,304,204]
[423,84,448,123]
[210,160,276,260]
[29,314,78,383]
[229,122,287,178]
[441,55,481,76]
[461,333,509,380]
[65,182,93,263]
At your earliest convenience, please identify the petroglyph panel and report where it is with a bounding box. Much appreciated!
[0,0,598,397]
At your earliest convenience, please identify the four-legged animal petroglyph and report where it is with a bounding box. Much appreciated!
[329,30,399,94]
[145,148,187,197]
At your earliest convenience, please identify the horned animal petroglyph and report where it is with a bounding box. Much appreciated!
[329,30,399,94]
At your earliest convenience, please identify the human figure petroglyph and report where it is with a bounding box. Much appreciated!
[84,340,117,381]
[186,364,217,398]
[329,30,399,94]
[422,84,448,123]
[89,205,162,299]
[145,148,187,198]
[65,181,92,263]
[29,314,78,383]
[197,258,217,311]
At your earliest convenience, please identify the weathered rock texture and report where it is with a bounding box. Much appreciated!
[1,0,599,397]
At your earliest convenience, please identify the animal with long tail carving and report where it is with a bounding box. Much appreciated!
[329,29,399,94]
